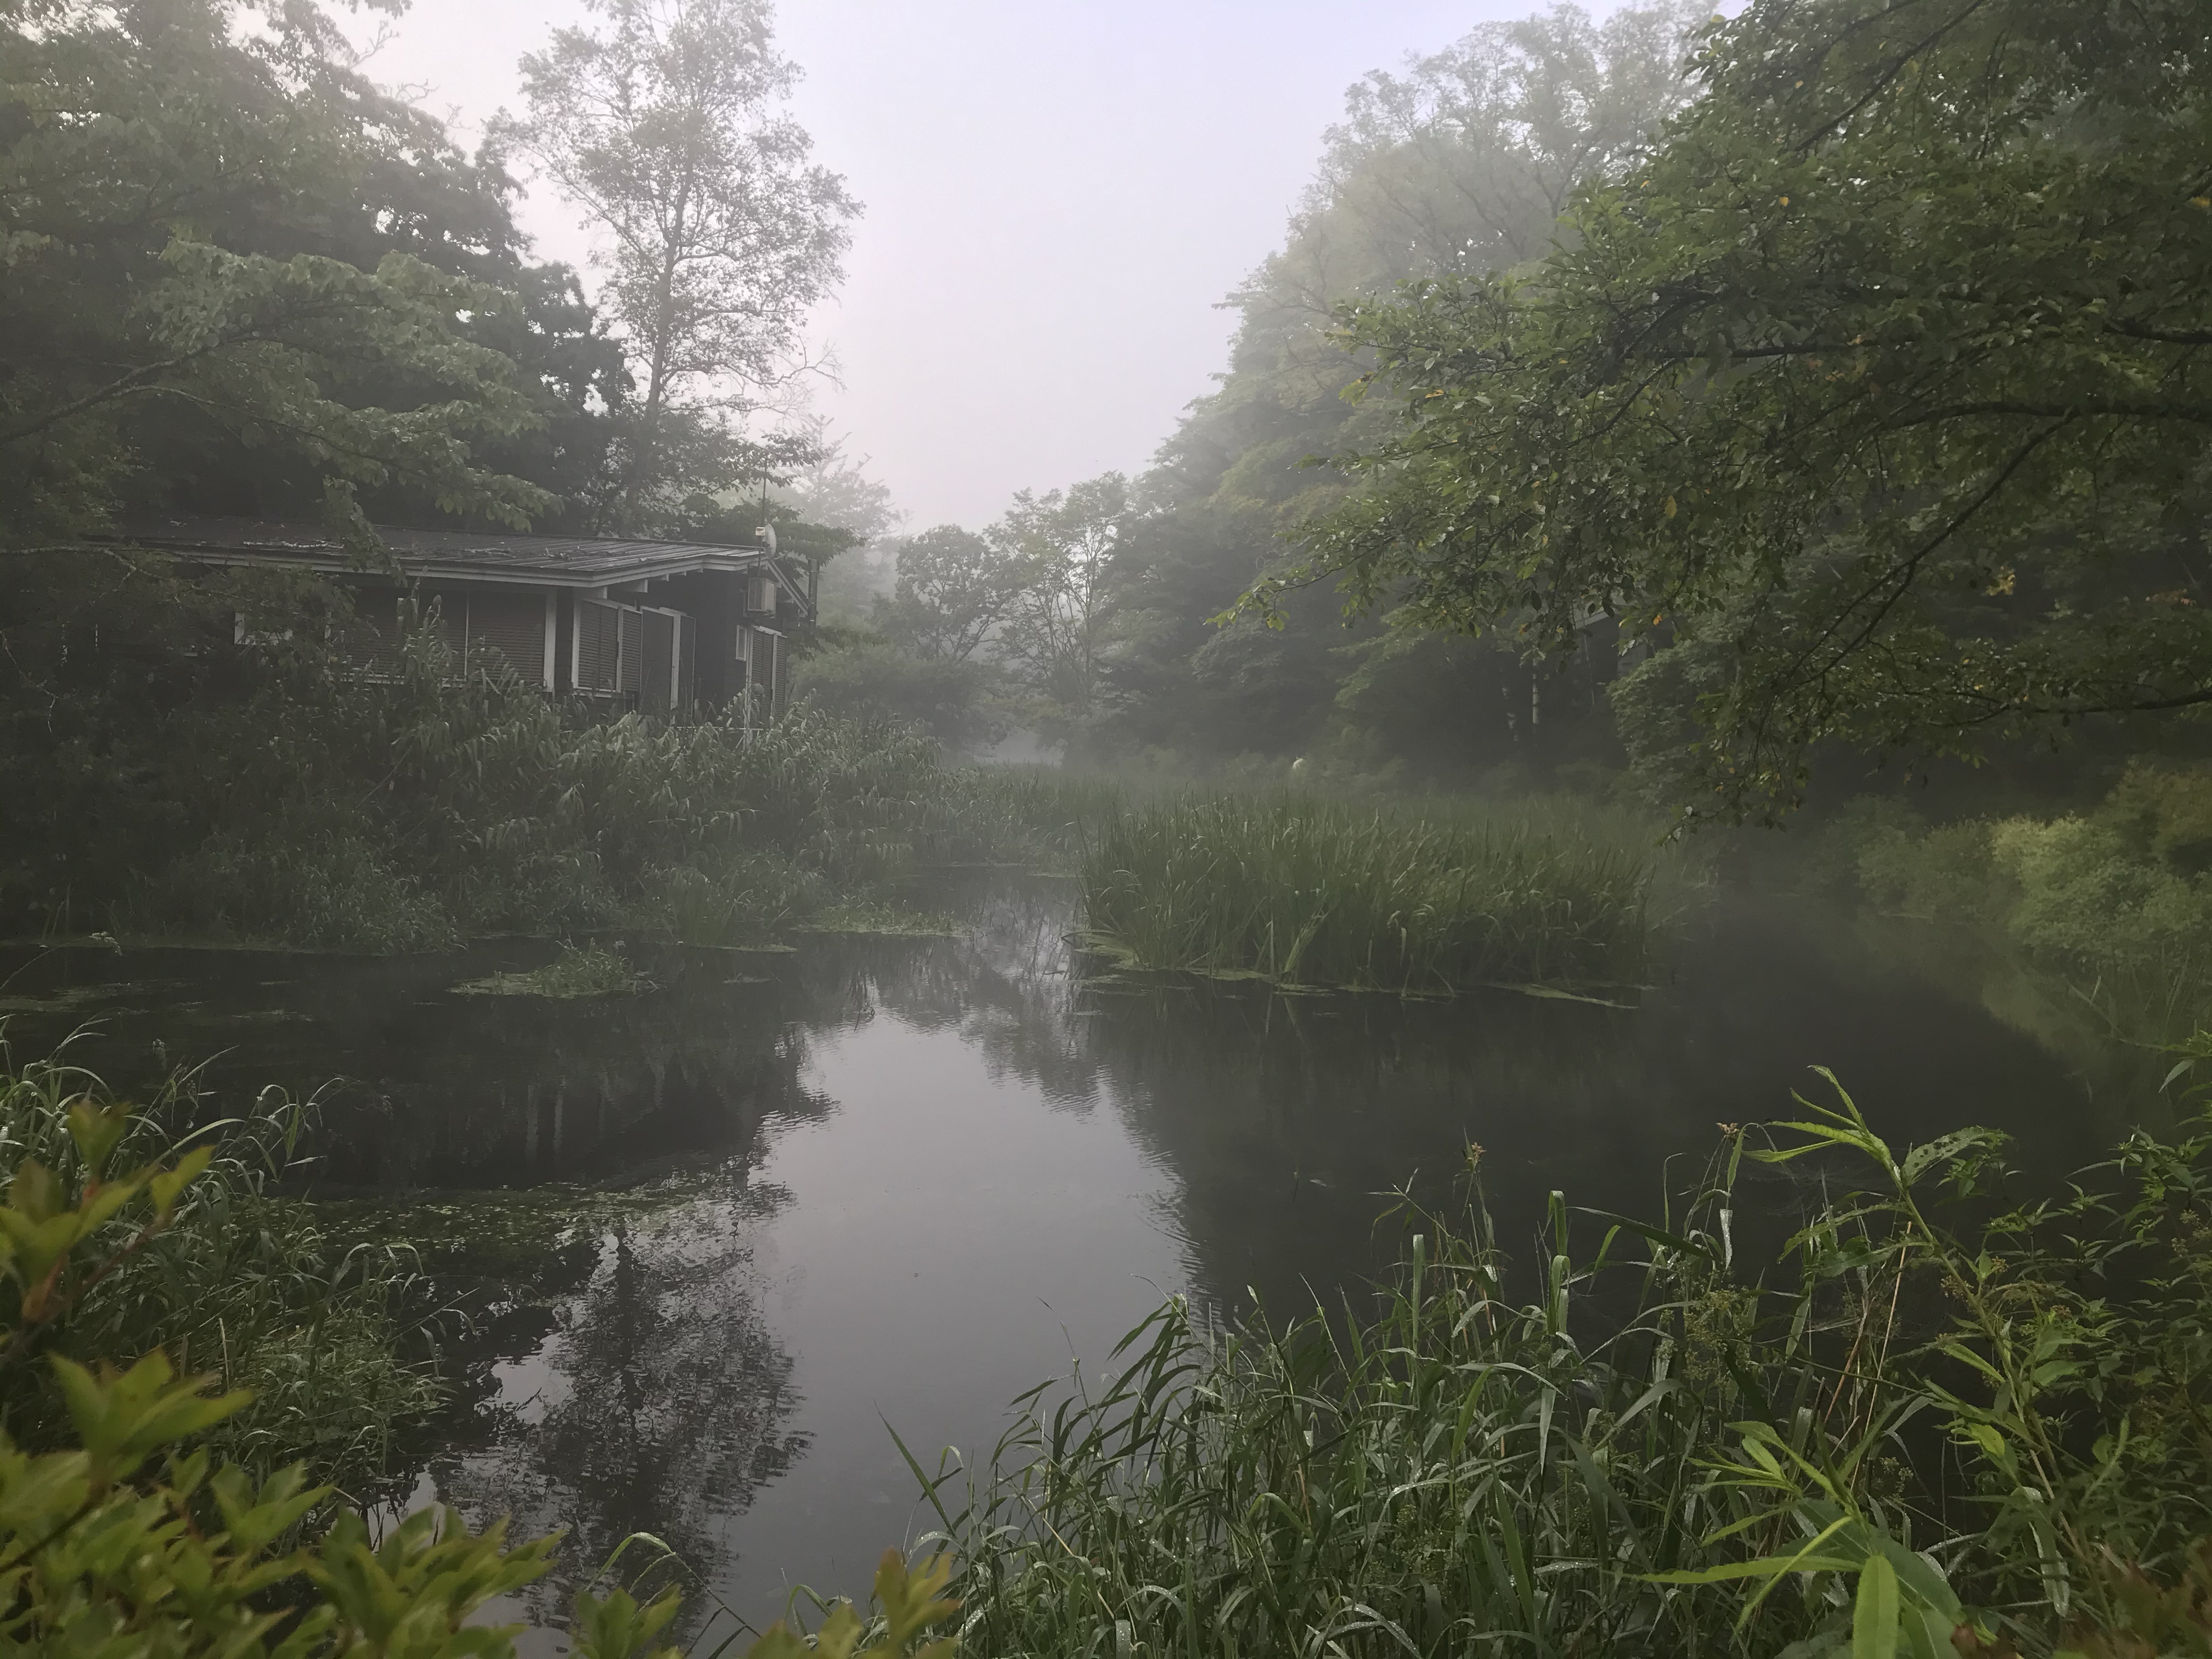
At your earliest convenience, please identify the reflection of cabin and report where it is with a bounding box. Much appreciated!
[125,518,807,716]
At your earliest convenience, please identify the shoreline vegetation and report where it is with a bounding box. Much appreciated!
[1822,766,2212,1053]
[0,1047,447,1502]
[4,619,1093,957]
[7,611,1686,1002]
[914,1081,2212,1659]
[1077,793,1664,995]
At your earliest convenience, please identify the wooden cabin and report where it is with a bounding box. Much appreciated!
[124,517,808,717]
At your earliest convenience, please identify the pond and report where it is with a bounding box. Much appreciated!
[0,873,2129,1639]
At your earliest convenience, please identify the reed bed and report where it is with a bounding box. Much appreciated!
[0,1042,445,1494]
[909,1085,2212,1659]
[1079,794,1652,992]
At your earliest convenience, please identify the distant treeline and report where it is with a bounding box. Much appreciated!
[812,0,2211,831]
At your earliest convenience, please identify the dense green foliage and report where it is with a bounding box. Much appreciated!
[0,0,892,955]
[796,632,1002,752]
[0,1046,442,1498]
[923,1083,2212,1659]
[1,606,1015,948]
[0,0,602,545]
[1080,795,1654,992]
[0,0,870,548]
[1092,2,1699,778]
[1838,764,2212,1044]
[1285,0,2212,821]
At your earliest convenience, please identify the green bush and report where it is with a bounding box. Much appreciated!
[157,832,462,953]
[795,636,999,753]
[0,1046,442,1496]
[13,602,979,951]
[1844,765,2212,1037]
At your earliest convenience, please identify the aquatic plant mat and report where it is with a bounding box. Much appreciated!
[797,900,966,937]
[453,941,656,998]
[912,1077,2212,1659]
[1079,794,1653,994]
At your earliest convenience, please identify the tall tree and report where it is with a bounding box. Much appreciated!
[1097,2,1702,769]
[0,0,556,550]
[1280,0,2212,822]
[875,526,1026,664]
[993,475,1132,734]
[493,0,858,532]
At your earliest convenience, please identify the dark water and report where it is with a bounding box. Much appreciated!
[0,876,2126,1635]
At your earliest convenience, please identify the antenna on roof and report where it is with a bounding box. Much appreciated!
[753,477,777,556]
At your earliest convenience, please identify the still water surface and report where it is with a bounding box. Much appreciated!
[0,874,2123,1633]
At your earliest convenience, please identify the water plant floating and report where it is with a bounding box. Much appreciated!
[454,943,657,998]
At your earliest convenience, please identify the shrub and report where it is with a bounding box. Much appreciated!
[795,636,1000,753]
[154,831,461,953]
[63,616,979,951]
[1843,765,2212,1038]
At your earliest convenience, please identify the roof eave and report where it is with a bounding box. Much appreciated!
[146,543,779,589]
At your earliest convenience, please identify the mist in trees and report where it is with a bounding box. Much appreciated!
[490,0,858,534]
[805,1,1705,771]
[1286,0,2212,821]
[8,0,2203,814]
[0,0,896,931]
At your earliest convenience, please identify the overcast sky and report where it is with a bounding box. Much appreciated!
[362,1,1575,531]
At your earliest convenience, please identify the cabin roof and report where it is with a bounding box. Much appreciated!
[116,517,788,590]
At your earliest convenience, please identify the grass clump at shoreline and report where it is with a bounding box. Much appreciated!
[455,940,656,998]
[1079,793,1652,992]
[0,1042,445,1498]
[918,1079,2212,1659]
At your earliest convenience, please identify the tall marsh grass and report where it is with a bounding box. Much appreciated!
[913,1080,2212,1659]
[0,1040,447,1496]
[1080,794,1653,992]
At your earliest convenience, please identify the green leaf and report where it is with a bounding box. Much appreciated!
[573,1584,682,1659]
[1853,1554,1900,1659]
[65,1099,132,1181]
[52,1351,252,1481]
[10,1158,64,1224]
[146,1147,213,1219]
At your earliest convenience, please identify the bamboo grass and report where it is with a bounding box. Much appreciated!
[902,1084,2212,1659]
[1079,794,1652,992]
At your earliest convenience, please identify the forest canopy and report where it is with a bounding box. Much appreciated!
[0,0,853,551]
[1276,0,2212,820]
